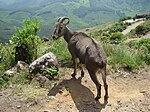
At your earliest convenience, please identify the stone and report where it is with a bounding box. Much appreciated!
[107,103,112,106]
[4,68,16,77]
[140,90,147,93]
[17,105,21,109]
[29,52,59,74]
[17,61,29,70]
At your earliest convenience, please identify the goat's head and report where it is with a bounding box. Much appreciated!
[52,17,70,40]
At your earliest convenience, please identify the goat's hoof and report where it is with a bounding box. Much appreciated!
[71,73,76,78]
[95,96,101,101]
[104,95,109,100]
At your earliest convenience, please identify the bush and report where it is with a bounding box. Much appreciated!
[110,32,126,44]
[135,21,150,35]
[10,18,42,64]
[109,22,128,33]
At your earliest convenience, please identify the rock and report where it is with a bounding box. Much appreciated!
[44,110,49,112]
[140,90,147,93]
[123,73,130,78]
[117,100,122,105]
[58,89,63,94]
[85,80,87,83]
[17,105,21,109]
[107,103,112,106]
[37,75,51,88]
[17,61,29,70]
[4,67,16,77]
[29,52,59,74]
[70,105,73,109]
[4,61,29,77]
[49,96,56,100]
[56,108,59,111]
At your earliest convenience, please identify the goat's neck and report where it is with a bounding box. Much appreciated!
[63,27,74,43]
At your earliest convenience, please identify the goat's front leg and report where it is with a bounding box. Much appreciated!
[71,58,78,78]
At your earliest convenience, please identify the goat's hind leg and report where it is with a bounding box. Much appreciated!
[79,64,84,77]
[102,67,108,100]
[71,58,78,78]
[88,69,101,101]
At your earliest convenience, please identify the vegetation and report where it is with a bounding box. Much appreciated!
[90,21,129,44]
[135,21,150,35]
[1,0,150,43]
[127,21,150,37]
[0,15,150,90]
[10,18,42,64]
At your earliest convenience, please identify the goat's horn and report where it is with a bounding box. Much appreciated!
[57,17,62,22]
[59,17,70,25]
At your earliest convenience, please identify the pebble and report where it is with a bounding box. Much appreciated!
[117,100,122,105]
[49,96,56,100]
[58,89,63,94]
[56,108,59,111]
[70,105,73,109]
[44,110,49,112]
[17,105,21,109]
[107,103,112,106]
[140,90,147,93]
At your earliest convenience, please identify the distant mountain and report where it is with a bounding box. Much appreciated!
[0,0,150,43]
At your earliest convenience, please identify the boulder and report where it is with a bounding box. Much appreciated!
[29,52,59,74]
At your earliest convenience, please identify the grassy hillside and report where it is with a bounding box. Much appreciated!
[0,0,150,43]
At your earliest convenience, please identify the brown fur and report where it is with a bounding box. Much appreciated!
[53,17,108,100]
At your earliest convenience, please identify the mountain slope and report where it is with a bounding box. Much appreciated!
[0,0,150,42]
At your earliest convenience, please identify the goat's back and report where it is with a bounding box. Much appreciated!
[68,32,107,68]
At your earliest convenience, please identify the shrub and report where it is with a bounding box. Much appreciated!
[10,18,42,64]
[110,32,126,44]
[135,21,150,35]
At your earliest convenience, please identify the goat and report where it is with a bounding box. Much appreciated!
[52,17,108,101]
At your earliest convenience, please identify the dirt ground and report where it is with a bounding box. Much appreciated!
[0,66,150,112]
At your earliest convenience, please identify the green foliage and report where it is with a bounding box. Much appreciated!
[42,67,58,78]
[137,38,150,64]
[0,44,15,70]
[135,21,150,35]
[110,32,126,44]
[103,44,145,70]
[10,18,42,63]
[109,22,129,33]
[119,16,132,22]
[91,22,128,44]
[44,39,71,66]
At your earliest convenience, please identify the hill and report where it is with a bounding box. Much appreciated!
[0,0,150,42]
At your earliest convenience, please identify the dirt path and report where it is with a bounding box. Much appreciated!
[0,67,150,112]
[122,21,145,35]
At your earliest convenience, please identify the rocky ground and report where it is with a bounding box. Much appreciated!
[0,66,150,112]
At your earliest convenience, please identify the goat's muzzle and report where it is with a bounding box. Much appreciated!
[52,35,57,40]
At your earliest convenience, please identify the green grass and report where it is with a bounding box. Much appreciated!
[103,44,145,70]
